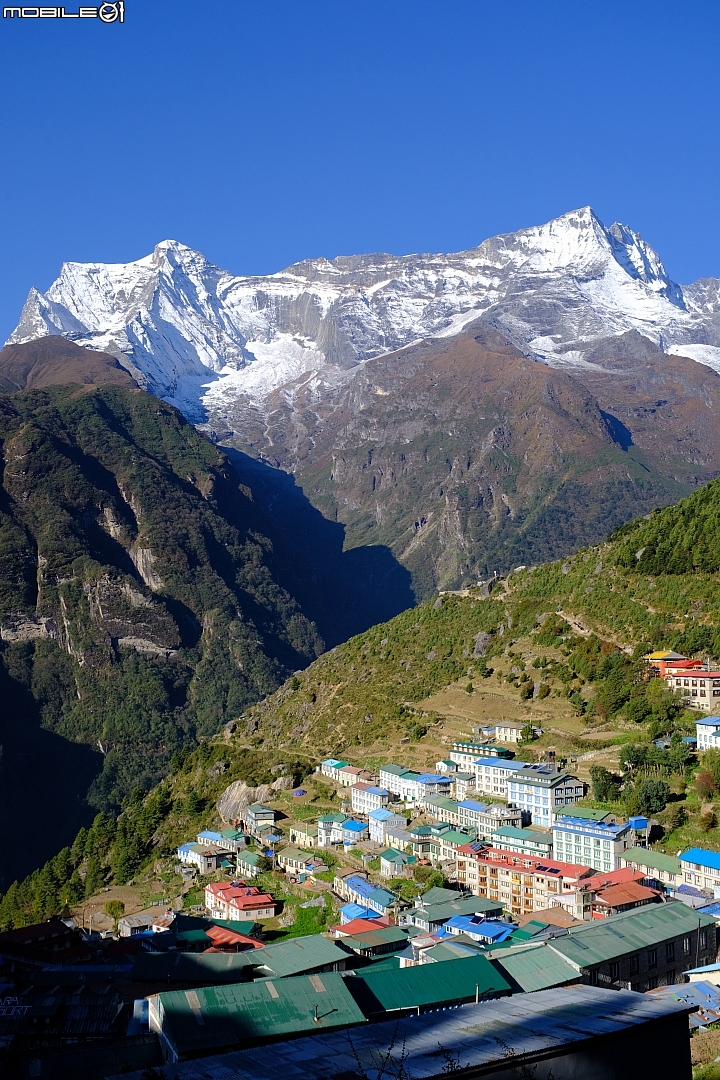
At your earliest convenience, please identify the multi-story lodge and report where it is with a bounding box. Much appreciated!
[552,816,632,873]
[454,843,595,918]
[351,783,390,814]
[505,765,586,828]
[472,758,527,797]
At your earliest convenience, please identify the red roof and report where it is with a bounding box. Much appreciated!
[462,845,594,880]
[592,882,659,908]
[330,917,392,936]
[584,868,644,891]
[205,881,274,911]
[229,894,275,911]
[204,925,264,949]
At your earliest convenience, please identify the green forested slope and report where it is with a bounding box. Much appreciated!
[0,384,321,885]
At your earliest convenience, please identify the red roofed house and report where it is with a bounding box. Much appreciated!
[588,881,661,918]
[569,867,662,919]
[205,882,276,921]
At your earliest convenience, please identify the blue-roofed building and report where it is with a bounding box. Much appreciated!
[553,816,632,872]
[339,903,383,925]
[415,773,454,798]
[368,806,406,844]
[197,830,225,846]
[341,819,369,847]
[696,716,720,750]
[443,916,516,944]
[680,848,720,893]
[472,758,527,797]
[334,873,398,915]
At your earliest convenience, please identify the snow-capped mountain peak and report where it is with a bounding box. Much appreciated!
[6,207,719,425]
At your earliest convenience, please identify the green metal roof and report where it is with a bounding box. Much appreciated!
[131,951,255,984]
[425,796,460,813]
[156,971,366,1057]
[346,954,510,1013]
[381,764,411,776]
[490,944,580,993]
[421,940,486,963]
[277,846,315,862]
[555,807,612,821]
[237,851,263,866]
[435,829,475,846]
[493,827,553,845]
[418,887,461,905]
[552,903,716,969]
[620,847,681,874]
[338,926,409,952]
[414,895,503,924]
[205,918,257,935]
[251,935,349,978]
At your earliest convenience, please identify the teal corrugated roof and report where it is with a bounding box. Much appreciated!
[490,944,580,993]
[552,903,716,969]
[338,926,409,952]
[251,935,348,978]
[414,895,502,924]
[347,954,510,1013]
[621,847,681,874]
[157,971,365,1056]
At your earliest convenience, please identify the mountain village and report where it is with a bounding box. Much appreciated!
[5,654,720,1078]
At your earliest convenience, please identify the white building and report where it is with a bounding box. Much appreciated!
[424,796,460,826]
[368,807,407,845]
[351,783,390,815]
[472,758,527,797]
[320,758,349,781]
[495,722,525,744]
[317,814,350,847]
[696,717,720,750]
[664,672,720,711]
[679,847,720,892]
[506,766,586,829]
[379,765,421,801]
[457,801,523,835]
[452,772,478,800]
[552,816,632,873]
[449,741,493,769]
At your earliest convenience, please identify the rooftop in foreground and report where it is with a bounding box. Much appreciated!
[109,984,692,1080]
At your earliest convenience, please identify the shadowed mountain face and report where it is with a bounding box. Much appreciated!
[0,368,415,886]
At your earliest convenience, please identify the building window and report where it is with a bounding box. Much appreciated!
[589,969,599,986]
[647,975,659,990]
[665,942,675,962]
[701,930,708,950]
[609,962,620,981]
[647,948,658,969]
[666,971,676,985]
[629,954,639,975]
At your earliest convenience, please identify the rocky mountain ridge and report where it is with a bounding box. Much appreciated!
[10,208,720,595]
[9,207,720,427]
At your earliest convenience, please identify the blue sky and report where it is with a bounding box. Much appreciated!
[1,0,719,340]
